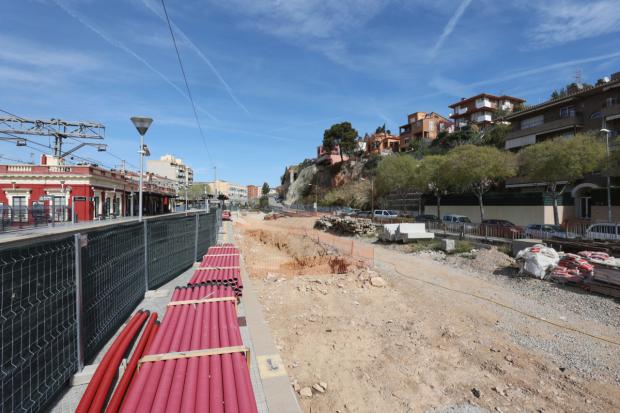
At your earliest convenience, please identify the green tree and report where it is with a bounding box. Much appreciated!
[431,125,481,149]
[259,182,270,208]
[481,123,511,149]
[323,122,359,162]
[446,145,517,222]
[414,155,451,219]
[519,134,606,225]
[323,180,371,209]
[187,183,211,200]
[375,154,419,198]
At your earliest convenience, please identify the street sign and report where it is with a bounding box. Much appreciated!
[39,195,53,201]
[73,196,88,201]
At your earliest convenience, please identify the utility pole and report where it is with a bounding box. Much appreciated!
[185,169,189,211]
[213,166,219,207]
[601,128,613,222]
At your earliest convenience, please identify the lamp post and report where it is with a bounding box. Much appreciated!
[130,117,153,222]
[600,128,613,222]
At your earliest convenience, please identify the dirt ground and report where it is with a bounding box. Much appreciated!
[234,212,620,413]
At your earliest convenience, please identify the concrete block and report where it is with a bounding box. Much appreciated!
[71,363,99,386]
[144,289,169,299]
[441,238,455,253]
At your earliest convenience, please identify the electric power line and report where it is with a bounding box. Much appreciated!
[160,0,214,166]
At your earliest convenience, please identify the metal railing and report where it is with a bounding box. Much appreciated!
[0,206,73,232]
[0,209,221,412]
[423,221,620,242]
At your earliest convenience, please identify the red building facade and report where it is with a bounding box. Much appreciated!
[0,161,176,222]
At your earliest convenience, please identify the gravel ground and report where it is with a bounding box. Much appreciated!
[425,405,490,413]
[404,246,620,330]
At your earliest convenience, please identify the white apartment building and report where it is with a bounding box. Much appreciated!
[206,180,248,204]
[147,154,194,190]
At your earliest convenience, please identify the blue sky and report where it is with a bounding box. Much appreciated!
[2,0,620,186]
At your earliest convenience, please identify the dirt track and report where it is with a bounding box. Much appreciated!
[234,213,620,413]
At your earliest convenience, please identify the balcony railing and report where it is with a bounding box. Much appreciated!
[602,103,620,119]
[506,113,583,141]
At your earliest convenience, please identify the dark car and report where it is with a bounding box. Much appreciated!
[415,214,439,222]
[480,219,523,238]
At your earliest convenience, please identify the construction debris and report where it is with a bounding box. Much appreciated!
[379,223,434,242]
[551,253,594,284]
[314,215,376,236]
[516,244,560,279]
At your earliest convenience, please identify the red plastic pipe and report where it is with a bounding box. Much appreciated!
[89,311,149,413]
[121,290,183,412]
[75,310,145,413]
[105,312,158,413]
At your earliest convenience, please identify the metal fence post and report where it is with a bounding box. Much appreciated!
[144,220,149,291]
[194,213,199,261]
[74,233,85,371]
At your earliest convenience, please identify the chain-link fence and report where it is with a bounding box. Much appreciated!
[1,236,77,413]
[0,209,221,412]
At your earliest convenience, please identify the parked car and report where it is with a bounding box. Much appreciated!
[585,223,620,241]
[442,214,472,224]
[524,224,579,240]
[355,210,372,218]
[480,219,523,238]
[415,214,439,222]
[336,207,358,216]
[373,210,399,220]
[222,210,232,221]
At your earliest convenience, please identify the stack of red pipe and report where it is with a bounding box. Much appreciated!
[189,245,243,296]
[120,284,257,413]
[76,311,153,413]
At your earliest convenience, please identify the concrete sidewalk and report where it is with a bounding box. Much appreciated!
[49,221,301,413]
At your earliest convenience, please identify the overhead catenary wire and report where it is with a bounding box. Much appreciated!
[0,108,133,171]
[159,0,214,167]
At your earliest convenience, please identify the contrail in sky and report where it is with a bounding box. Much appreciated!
[142,0,250,115]
[429,0,473,60]
[52,0,218,122]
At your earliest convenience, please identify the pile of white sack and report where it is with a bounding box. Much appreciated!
[515,244,560,279]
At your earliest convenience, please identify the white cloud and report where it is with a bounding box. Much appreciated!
[214,0,390,40]
[429,0,473,60]
[527,0,620,48]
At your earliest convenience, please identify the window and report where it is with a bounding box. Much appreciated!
[560,106,576,118]
[521,115,544,130]
[606,97,618,108]
[12,196,27,222]
[429,121,435,131]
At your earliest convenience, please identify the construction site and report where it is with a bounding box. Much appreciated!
[234,212,620,413]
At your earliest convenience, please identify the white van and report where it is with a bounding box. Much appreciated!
[373,210,398,220]
[585,223,619,241]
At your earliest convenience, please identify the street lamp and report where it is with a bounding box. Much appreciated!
[601,128,613,222]
[130,117,153,221]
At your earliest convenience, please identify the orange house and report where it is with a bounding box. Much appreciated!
[364,132,400,155]
[399,112,453,151]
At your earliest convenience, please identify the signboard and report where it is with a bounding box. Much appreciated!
[39,195,53,201]
[73,196,88,201]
